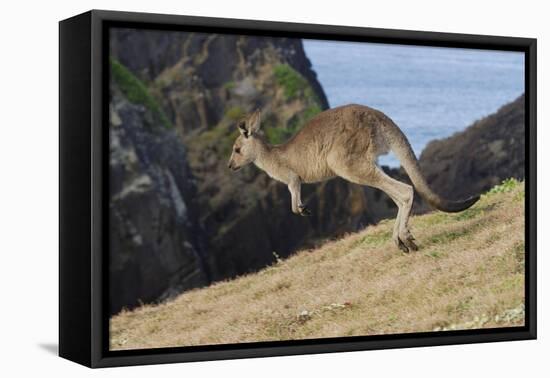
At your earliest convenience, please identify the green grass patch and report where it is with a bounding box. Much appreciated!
[427,250,444,259]
[358,230,391,246]
[110,58,172,129]
[514,189,525,202]
[488,178,521,195]
[501,275,524,291]
[416,212,450,227]
[452,206,484,221]
[428,227,473,244]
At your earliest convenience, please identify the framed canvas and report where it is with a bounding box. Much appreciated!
[59,9,537,368]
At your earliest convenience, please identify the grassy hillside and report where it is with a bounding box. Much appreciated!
[110,180,525,351]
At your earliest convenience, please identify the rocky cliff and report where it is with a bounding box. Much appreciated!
[110,29,328,133]
[419,94,525,200]
[109,66,209,314]
[110,29,375,285]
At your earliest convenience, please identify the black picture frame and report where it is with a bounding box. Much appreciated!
[59,9,537,368]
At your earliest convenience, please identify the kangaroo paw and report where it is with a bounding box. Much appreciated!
[400,234,418,252]
[405,238,419,252]
[298,205,312,217]
[397,238,409,253]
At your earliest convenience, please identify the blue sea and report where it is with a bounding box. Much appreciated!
[303,40,525,167]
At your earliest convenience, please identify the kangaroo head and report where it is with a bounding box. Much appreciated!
[228,109,263,171]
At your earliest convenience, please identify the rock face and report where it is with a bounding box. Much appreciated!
[110,29,378,284]
[419,94,525,200]
[109,80,209,314]
[110,29,329,133]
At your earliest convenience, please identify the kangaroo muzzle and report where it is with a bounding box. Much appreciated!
[228,161,240,171]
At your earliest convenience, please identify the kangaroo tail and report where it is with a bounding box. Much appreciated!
[385,122,480,213]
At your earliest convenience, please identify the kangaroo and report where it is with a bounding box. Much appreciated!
[227,105,480,252]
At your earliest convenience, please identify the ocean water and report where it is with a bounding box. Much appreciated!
[303,40,525,167]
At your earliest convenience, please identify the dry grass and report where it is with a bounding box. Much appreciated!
[110,181,525,350]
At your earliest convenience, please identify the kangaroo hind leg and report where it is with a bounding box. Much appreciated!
[328,155,417,252]
[370,168,417,252]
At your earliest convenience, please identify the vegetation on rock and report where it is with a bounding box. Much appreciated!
[110,58,172,129]
[274,64,313,100]
[264,103,322,145]
[225,106,246,121]
[259,64,324,144]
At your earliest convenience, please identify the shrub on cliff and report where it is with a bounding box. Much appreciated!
[110,58,172,129]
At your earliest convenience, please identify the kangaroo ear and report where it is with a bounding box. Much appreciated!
[238,120,249,138]
[248,109,261,134]
[238,110,262,138]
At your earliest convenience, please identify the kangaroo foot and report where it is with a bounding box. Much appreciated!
[393,234,409,253]
[394,232,418,253]
[403,236,418,252]
[399,231,418,252]
[298,204,312,216]
[397,238,410,253]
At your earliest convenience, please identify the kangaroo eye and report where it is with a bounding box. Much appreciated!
[235,147,241,154]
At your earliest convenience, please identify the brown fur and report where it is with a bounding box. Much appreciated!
[228,105,480,252]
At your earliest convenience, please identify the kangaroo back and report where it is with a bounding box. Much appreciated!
[384,122,479,213]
